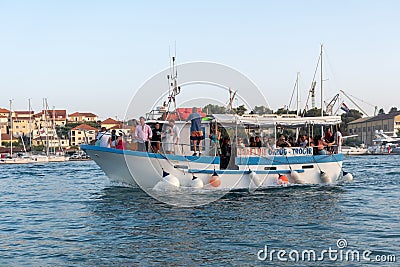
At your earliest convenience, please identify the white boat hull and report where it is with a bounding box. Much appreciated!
[342,147,369,155]
[0,155,69,164]
[82,145,344,190]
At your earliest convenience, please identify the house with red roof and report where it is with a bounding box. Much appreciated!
[101,118,121,129]
[68,112,98,123]
[0,108,10,117]
[34,109,67,127]
[70,124,98,146]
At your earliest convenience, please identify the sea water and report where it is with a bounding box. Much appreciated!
[0,156,399,266]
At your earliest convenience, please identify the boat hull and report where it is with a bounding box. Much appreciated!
[82,145,344,190]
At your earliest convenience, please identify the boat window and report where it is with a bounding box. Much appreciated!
[264,167,277,170]
[302,165,314,169]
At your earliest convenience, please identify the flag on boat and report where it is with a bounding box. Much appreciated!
[340,102,350,113]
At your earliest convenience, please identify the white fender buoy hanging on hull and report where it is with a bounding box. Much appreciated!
[290,170,304,184]
[342,171,353,182]
[153,170,180,191]
[320,171,332,184]
[164,175,180,188]
[249,171,262,187]
[191,176,204,188]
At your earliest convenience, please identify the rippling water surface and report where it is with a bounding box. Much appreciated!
[0,156,399,266]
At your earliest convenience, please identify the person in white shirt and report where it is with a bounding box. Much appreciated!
[96,127,112,148]
[334,127,343,154]
[168,119,180,153]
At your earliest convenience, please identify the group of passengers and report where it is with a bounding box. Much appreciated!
[95,107,205,156]
[275,127,342,154]
[96,127,126,150]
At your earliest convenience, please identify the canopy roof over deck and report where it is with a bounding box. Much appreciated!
[212,114,342,127]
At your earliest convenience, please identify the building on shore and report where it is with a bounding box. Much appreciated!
[12,111,35,137]
[68,112,98,123]
[101,118,121,130]
[70,124,98,147]
[32,136,70,150]
[34,109,67,128]
[347,111,400,145]
[0,108,9,117]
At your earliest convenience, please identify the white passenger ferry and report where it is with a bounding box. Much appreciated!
[82,113,348,191]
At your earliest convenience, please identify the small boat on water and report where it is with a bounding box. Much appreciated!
[367,130,400,155]
[342,145,369,156]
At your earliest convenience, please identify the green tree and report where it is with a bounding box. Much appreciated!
[389,107,398,113]
[2,140,21,147]
[252,105,273,115]
[378,108,385,115]
[32,145,44,152]
[303,108,328,117]
[340,109,363,134]
[56,121,100,139]
[203,104,226,114]
[275,107,297,115]
[233,105,247,116]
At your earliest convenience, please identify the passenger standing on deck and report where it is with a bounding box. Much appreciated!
[325,128,335,153]
[151,123,162,153]
[96,127,112,148]
[115,131,126,150]
[186,107,203,156]
[162,125,174,154]
[169,119,180,154]
[110,129,117,148]
[334,127,343,154]
[134,116,152,152]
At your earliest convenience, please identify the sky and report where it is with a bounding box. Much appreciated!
[1,0,399,120]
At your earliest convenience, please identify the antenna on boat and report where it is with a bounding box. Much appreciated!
[164,43,181,120]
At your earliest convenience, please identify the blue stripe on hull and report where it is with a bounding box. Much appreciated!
[188,169,305,175]
[81,145,343,166]
[236,154,344,165]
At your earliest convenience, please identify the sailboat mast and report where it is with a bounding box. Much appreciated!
[320,44,324,135]
[296,72,300,116]
[320,44,324,118]
[9,99,13,156]
[28,98,32,150]
[44,98,49,156]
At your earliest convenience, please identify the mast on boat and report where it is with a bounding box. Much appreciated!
[296,72,300,117]
[320,44,324,119]
[28,98,32,150]
[9,99,13,157]
[320,44,324,134]
[43,98,50,156]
